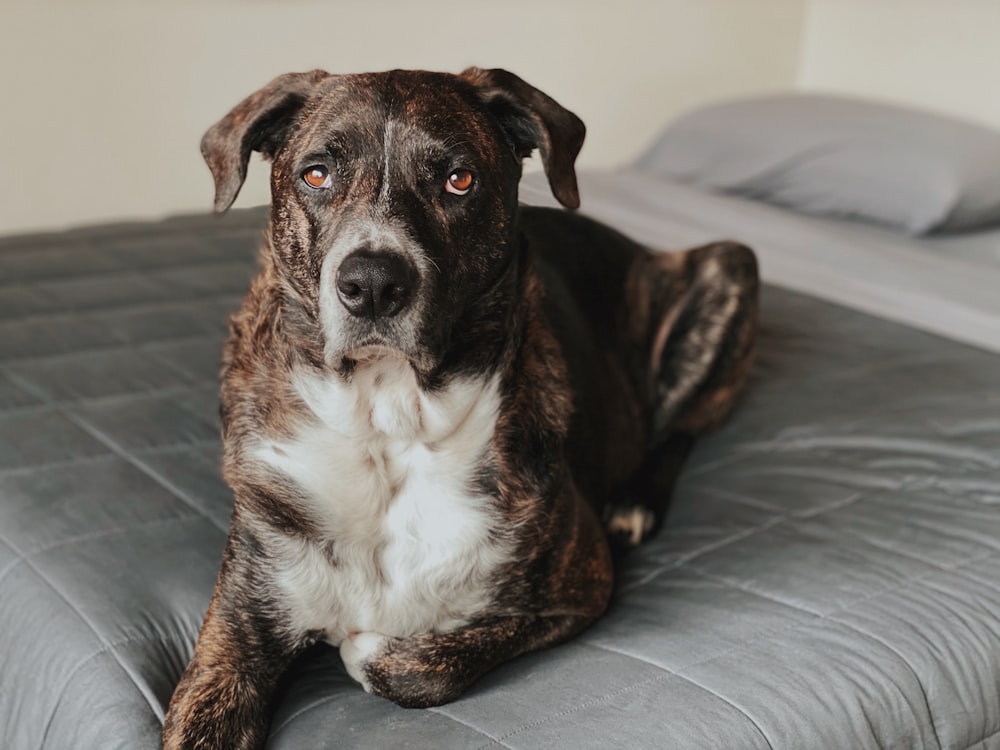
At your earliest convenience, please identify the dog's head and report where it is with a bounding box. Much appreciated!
[202,68,584,377]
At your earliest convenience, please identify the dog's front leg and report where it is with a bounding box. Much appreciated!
[339,614,596,709]
[163,525,308,750]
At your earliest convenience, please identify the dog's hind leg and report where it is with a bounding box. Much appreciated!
[648,241,759,437]
[605,432,695,555]
[605,241,759,551]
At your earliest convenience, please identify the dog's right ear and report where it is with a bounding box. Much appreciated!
[201,70,330,213]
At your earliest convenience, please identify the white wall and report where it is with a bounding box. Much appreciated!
[0,0,805,235]
[797,0,1000,129]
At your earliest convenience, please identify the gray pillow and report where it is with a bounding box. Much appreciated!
[637,93,1000,235]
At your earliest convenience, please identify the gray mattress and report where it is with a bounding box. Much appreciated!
[2,202,1000,749]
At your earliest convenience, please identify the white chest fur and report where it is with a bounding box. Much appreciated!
[249,358,506,645]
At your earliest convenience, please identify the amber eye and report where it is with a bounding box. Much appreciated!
[302,165,332,189]
[445,169,475,196]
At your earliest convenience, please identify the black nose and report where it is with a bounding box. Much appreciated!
[336,252,416,319]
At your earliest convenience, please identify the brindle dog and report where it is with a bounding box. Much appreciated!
[162,67,758,749]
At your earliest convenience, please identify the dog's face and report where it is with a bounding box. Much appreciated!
[201,68,585,376]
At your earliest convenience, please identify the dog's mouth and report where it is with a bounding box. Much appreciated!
[332,337,400,367]
[332,336,436,379]
[344,343,407,366]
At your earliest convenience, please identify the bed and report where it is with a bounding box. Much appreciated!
[2,94,999,749]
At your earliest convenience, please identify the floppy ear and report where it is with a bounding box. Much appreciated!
[201,69,331,213]
[462,67,586,209]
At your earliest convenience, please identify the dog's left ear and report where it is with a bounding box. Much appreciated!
[201,69,331,213]
[462,67,586,210]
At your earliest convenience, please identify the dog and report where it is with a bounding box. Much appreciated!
[162,67,758,749]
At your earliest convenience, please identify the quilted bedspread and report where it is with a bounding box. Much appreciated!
[1,209,998,749]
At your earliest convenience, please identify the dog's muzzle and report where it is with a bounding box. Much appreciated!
[336,251,417,320]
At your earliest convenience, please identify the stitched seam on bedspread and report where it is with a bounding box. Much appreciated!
[824,618,945,750]
[266,695,348,741]
[269,696,337,741]
[14,554,163,742]
[62,411,228,532]
[0,381,217,418]
[679,563,825,616]
[677,521,1000,621]
[37,630,190,750]
[679,545,1000,625]
[619,489,871,598]
[660,672,776,750]
[575,642,775,750]
[674,451,748,479]
[425,708,515,750]
[0,216,262,256]
[0,439,221,480]
[586,550,1000,712]
[695,482,867,517]
[265,693,511,748]
[832,523,1000,573]
[680,548,997,630]
[470,671,679,750]
[585,635,961,750]
[0,512,203,586]
[740,435,1000,469]
[617,514,789,595]
[0,332,219,369]
[0,254,254,289]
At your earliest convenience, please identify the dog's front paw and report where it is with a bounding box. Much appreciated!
[339,631,392,694]
[163,666,271,750]
[339,631,464,708]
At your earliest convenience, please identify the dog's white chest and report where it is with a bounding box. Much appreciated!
[250,360,505,643]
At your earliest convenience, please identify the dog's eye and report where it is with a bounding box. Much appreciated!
[445,169,475,196]
[302,166,332,190]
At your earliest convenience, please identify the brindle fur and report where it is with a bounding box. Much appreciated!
[162,67,758,749]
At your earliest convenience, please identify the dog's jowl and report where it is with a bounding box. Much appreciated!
[162,67,758,749]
